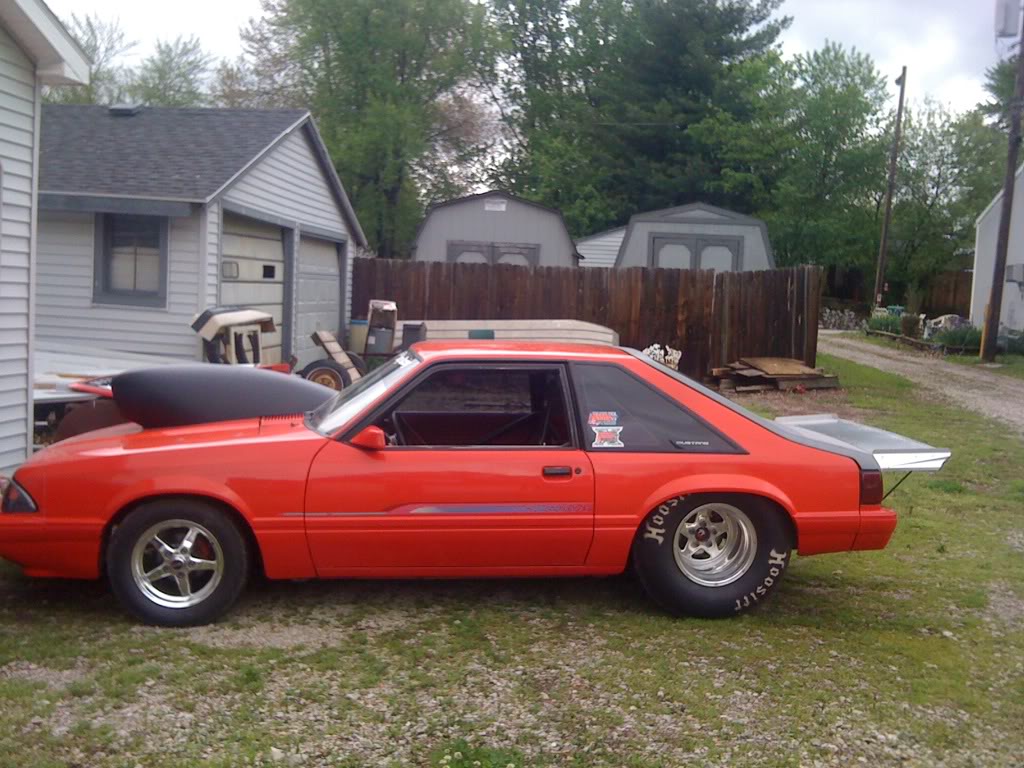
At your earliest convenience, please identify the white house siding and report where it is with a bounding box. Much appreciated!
[223,129,348,236]
[971,170,1024,332]
[0,26,37,473]
[576,228,625,268]
[35,211,203,358]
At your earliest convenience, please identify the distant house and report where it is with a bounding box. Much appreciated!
[36,104,368,367]
[0,0,89,474]
[411,190,580,267]
[576,202,775,272]
[971,169,1024,332]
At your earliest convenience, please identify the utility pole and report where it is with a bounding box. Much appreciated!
[981,9,1024,361]
[873,66,907,309]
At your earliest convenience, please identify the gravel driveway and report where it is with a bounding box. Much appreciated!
[819,333,1024,434]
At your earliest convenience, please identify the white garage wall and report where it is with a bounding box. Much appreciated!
[35,211,203,358]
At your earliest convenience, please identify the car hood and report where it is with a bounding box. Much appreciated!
[25,418,268,468]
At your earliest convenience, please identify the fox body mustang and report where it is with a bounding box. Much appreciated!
[0,342,950,625]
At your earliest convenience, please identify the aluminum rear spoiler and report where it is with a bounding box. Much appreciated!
[774,414,951,472]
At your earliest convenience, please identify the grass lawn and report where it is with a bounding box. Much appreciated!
[1,354,1022,767]
[946,351,1024,379]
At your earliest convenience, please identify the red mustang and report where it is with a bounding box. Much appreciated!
[0,342,949,626]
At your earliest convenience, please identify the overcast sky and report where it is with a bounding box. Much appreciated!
[47,0,1007,114]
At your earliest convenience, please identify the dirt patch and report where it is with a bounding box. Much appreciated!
[0,660,88,689]
[819,335,1024,434]
[985,582,1024,629]
[730,387,870,420]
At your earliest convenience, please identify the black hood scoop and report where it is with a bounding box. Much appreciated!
[111,365,335,430]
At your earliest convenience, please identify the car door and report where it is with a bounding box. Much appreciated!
[304,362,595,575]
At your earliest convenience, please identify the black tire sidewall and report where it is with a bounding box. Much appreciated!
[632,494,793,618]
[107,499,250,627]
[300,360,352,390]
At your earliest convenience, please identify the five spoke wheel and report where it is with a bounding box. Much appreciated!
[130,519,225,609]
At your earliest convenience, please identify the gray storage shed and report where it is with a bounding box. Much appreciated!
[412,190,580,267]
[0,0,89,474]
[35,104,368,368]
[577,202,774,272]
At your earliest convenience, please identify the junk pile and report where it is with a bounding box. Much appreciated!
[820,307,863,331]
[711,357,839,393]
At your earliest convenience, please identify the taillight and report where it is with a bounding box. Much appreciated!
[860,470,883,506]
[1,477,37,513]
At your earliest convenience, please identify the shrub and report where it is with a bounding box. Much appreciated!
[900,314,921,338]
[934,326,982,350]
[867,314,902,334]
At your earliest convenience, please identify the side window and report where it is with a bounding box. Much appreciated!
[374,366,572,447]
[93,213,168,306]
[571,363,740,453]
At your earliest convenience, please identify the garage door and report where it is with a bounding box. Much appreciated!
[295,236,341,367]
[221,214,286,363]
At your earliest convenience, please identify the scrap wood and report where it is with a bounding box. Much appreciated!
[739,357,819,376]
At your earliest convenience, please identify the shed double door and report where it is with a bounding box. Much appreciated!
[447,240,540,267]
[651,235,742,272]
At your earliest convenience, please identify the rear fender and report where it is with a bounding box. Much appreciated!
[637,473,798,540]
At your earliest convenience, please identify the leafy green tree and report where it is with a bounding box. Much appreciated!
[981,57,1014,128]
[128,36,213,107]
[886,104,1005,292]
[490,0,790,236]
[758,43,889,270]
[44,14,135,105]
[238,0,495,257]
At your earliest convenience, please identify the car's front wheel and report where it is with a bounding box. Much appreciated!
[107,499,250,626]
[632,494,793,618]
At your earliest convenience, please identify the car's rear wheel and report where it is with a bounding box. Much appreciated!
[632,494,793,618]
[107,499,249,626]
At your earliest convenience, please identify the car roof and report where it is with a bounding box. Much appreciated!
[408,340,631,363]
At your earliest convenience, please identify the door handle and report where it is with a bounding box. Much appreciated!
[542,466,573,477]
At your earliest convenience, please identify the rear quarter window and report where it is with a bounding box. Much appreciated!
[570,362,742,454]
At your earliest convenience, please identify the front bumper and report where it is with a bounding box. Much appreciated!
[0,516,102,579]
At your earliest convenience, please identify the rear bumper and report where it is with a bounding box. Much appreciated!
[852,506,898,551]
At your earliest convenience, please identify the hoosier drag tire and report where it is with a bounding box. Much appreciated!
[107,499,250,627]
[632,494,793,618]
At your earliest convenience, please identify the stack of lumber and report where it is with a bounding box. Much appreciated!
[711,357,839,393]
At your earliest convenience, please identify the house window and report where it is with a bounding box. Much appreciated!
[94,214,168,307]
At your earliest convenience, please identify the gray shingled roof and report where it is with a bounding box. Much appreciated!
[40,104,309,200]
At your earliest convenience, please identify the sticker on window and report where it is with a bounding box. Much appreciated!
[588,411,619,426]
[592,425,624,448]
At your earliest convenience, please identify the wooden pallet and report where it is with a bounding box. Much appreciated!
[711,356,839,392]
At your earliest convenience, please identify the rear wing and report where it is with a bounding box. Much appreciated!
[774,414,951,472]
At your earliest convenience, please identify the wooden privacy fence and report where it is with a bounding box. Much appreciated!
[352,259,823,380]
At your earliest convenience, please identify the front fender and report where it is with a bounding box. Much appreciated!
[103,475,257,522]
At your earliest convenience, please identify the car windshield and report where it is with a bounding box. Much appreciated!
[308,350,421,435]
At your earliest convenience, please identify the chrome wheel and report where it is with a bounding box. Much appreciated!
[130,519,225,609]
[672,503,757,587]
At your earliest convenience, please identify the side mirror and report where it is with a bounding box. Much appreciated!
[350,425,387,451]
